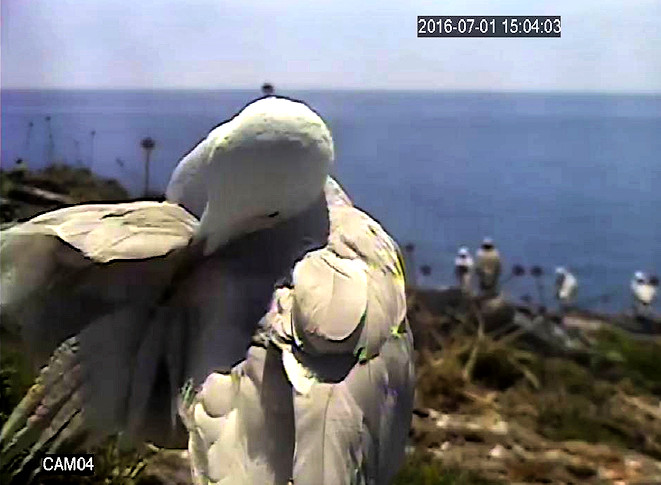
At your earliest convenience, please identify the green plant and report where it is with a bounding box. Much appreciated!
[592,327,661,393]
[394,452,502,485]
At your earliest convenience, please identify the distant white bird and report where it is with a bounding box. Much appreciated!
[555,267,578,308]
[632,271,657,315]
[454,246,474,291]
[1,97,414,485]
[475,237,501,297]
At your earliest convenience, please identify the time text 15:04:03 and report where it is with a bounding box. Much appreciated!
[417,16,561,38]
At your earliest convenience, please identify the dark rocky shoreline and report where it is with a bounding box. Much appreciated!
[0,164,130,225]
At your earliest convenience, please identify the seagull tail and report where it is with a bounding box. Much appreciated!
[1,337,90,484]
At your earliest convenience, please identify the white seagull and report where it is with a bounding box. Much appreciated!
[631,271,657,312]
[0,97,414,485]
[454,246,474,291]
[554,267,578,308]
[475,237,501,297]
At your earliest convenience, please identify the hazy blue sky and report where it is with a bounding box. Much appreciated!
[2,0,660,92]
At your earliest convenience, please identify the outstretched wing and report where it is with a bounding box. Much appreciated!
[1,201,198,364]
[0,201,198,481]
[3,190,332,483]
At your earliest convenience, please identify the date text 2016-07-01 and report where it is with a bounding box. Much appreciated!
[418,16,561,38]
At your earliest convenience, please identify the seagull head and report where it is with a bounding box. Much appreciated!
[174,97,334,254]
[457,247,470,257]
[634,271,647,284]
[481,237,494,250]
[555,266,566,275]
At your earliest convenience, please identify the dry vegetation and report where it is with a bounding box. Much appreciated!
[397,290,661,484]
[0,164,129,224]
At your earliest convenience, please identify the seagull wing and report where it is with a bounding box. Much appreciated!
[0,201,199,480]
[1,201,198,363]
[283,202,414,485]
[2,191,330,479]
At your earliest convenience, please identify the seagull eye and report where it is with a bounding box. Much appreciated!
[267,211,280,218]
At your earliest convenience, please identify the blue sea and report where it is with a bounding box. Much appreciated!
[1,89,660,312]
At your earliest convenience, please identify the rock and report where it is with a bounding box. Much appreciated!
[478,294,516,332]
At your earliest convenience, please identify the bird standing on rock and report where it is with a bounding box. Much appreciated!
[631,271,657,318]
[0,97,414,485]
[475,237,501,298]
[454,247,474,292]
[555,267,578,311]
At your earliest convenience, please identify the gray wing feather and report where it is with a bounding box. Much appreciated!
[292,249,368,355]
[1,201,197,365]
[125,315,168,438]
[278,200,413,484]
[0,203,197,478]
[0,338,86,481]
[5,201,198,263]
[325,205,407,360]
[292,382,366,485]
[72,306,158,445]
[290,328,415,485]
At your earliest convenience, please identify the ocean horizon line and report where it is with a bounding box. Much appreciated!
[2,87,660,98]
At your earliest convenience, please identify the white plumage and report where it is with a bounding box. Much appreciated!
[555,267,578,306]
[632,271,657,307]
[180,180,415,485]
[475,237,502,297]
[454,246,474,291]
